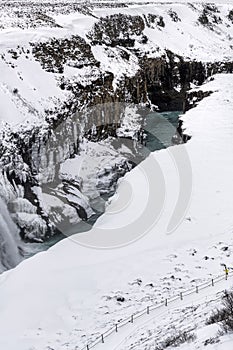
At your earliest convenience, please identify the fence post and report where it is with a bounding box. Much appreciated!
[180,292,183,300]
[212,279,214,286]
[147,306,150,314]
[165,299,168,306]
[87,345,89,350]
[101,334,104,343]
[115,324,118,332]
[131,315,134,323]
[196,286,199,293]
[226,273,228,280]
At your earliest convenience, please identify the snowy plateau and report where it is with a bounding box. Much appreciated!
[1,0,233,350]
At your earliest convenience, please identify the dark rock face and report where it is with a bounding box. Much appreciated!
[142,55,233,111]
[88,14,145,46]
[30,14,233,116]
[32,35,99,73]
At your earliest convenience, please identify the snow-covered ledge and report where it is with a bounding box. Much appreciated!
[0,74,233,349]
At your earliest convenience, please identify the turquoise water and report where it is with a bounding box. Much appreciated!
[25,111,181,255]
[145,111,181,151]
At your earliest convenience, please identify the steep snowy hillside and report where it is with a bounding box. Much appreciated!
[0,1,233,262]
[0,73,233,350]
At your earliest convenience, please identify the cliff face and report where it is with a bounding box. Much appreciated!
[1,1,233,245]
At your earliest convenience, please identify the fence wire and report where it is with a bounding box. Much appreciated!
[82,272,232,350]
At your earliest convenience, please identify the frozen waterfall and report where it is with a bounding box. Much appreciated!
[0,197,22,272]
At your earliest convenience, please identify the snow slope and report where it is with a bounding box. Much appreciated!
[93,275,233,350]
[0,73,233,349]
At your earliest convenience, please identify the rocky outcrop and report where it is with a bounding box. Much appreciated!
[184,89,213,112]
[87,14,145,46]
[32,35,100,74]
[197,4,223,29]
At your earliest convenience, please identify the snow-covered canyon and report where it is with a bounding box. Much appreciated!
[1,1,233,349]
[1,1,233,257]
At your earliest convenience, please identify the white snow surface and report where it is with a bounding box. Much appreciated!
[0,73,233,349]
[93,275,233,350]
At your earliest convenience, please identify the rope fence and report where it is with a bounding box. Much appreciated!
[82,271,232,350]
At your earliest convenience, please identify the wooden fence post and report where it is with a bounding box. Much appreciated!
[87,345,89,350]
[180,292,183,300]
[101,334,104,343]
[165,299,168,306]
[115,324,118,332]
[131,315,134,323]
[212,279,214,286]
[196,286,199,293]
